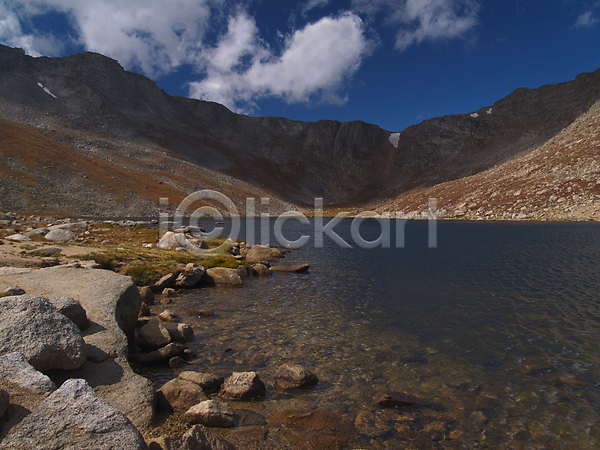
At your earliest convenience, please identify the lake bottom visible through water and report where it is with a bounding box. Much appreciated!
[140,220,600,449]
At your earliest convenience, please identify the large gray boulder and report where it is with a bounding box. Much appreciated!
[0,295,87,371]
[0,352,56,395]
[0,379,147,450]
[48,296,89,330]
[48,221,88,233]
[44,229,76,242]
[0,266,154,429]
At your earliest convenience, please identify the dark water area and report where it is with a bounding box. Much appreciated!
[145,219,600,448]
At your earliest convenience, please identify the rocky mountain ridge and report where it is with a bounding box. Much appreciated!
[0,43,600,215]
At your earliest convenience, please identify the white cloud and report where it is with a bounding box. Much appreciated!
[303,0,331,14]
[352,0,479,51]
[574,11,599,28]
[0,0,215,76]
[189,12,369,112]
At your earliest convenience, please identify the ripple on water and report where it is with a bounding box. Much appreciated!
[139,221,600,448]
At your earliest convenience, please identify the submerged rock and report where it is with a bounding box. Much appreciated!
[0,379,147,450]
[139,343,186,366]
[375,391,431,408]
[275,364,319,389]
[269,264,310,274]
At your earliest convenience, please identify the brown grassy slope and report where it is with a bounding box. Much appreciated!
[369,100,600,221]
[0,119,299,216]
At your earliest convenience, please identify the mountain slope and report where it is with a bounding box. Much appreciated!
[373,100,600,221]
[0,44,599,211]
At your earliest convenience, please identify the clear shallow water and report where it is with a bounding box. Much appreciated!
[145,220,600,448]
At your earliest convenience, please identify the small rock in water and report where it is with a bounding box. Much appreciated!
[138,286,155,305]
[169,356,186,369]
[163,322,194,343]
[275,364,319,389]
[374,391,431,408]
[157,378,207,411]
[178,371,224,395]
[184,400,235,428]
[204,268,243,287]
[162,288,177,297]
[152,273,177,292]
[252,263,272,277]
[269,264,310,274]
[158,309,179,323]
[220,371,266,401]
[188,309,214,318]
[136,318,171,350]
[139,343,186,366]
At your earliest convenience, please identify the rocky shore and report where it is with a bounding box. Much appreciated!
[0,214,343,449]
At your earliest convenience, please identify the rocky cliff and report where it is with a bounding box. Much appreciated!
[1,43,599,211]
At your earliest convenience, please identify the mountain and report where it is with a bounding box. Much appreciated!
[374,98,600,221]
[0,43,599,215]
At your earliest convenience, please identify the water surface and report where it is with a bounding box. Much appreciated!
[145,220,600,448]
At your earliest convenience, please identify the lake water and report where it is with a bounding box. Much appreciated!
[144,220,600,448]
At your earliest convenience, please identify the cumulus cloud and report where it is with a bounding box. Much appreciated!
[574,10,599,28]
[0,1,370,112]
[189,12,369,112]
[0,0,214,76]
[352,0,479,50]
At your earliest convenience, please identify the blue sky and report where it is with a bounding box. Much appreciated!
[1,0,599,131]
